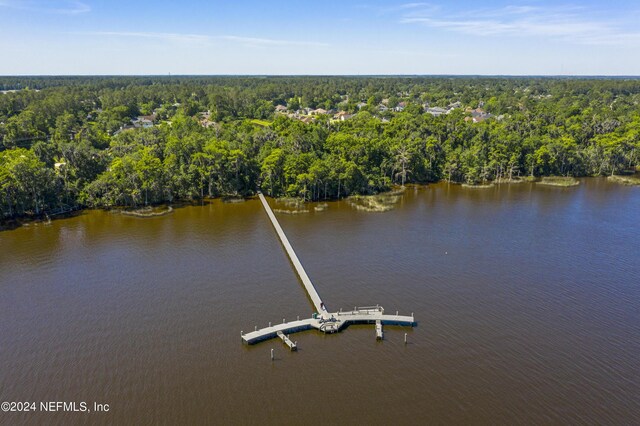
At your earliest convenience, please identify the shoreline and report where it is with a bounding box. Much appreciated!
[607,174,640,186]
[2,175,637,231]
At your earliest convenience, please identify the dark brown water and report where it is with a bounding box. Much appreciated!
[1,179,639,425]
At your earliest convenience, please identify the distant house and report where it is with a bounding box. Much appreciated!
[378,104,389,112]
[334,111,354,121]
[448,101,462,109]
[466,108,493,123]
[275,105,288,113]
[113,124,136,136]
[198,111,215,128]
[114,113,157,134]
[426,107,448,116]
[132,116,154,129]
[472,116,491,123]
[395,101,407,112]
[356,102,367,109]
[311,108,327,115]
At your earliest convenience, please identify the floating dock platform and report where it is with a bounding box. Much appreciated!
[242,193,415,347]
[242,306,414,345]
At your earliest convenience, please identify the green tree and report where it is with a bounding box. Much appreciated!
[0,148,53,216]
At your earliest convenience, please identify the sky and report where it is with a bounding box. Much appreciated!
[1,0,639,75]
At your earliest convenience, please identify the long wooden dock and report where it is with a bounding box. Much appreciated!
[243,193,415,347]
[258,193,328,317]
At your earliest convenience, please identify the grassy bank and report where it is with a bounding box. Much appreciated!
[462,183,495,189]
[272,197,309,214]
[347,193,401,212]
[537,176,580,187]
[119,206,173,217]
[608,175,640,186]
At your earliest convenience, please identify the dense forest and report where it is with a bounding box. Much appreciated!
[1,76,639,220]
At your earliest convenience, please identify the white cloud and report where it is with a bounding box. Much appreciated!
[220,35,329,48]
[81,31,329,48]
[86,31,210,43]
[399,3,640,47]
[0,0,89,15]
[398,3,433,10]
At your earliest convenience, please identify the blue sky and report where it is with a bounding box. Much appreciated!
[1,0,639,75]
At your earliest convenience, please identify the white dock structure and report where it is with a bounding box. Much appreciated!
[257,192,328,318]
[242,193,415,347]
[277,331,297,351]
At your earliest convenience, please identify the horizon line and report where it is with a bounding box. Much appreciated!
[2,74,640,79]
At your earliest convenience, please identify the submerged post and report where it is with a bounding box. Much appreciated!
[270,348,274,361]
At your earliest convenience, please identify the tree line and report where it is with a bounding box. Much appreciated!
[1,76,639,219]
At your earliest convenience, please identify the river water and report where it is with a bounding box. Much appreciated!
[1,179,639,424]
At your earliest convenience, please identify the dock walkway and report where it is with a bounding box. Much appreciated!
[277,331,297,351]
[242,193,415,347]
[258,193,328,318]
